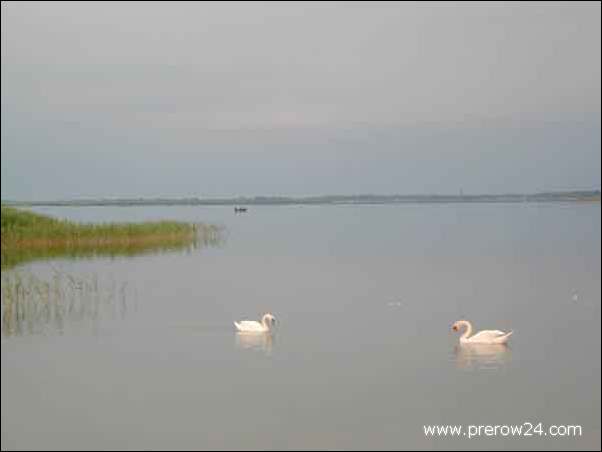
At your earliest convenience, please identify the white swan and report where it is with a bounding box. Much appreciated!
[452,320,513,344]
[234,313,276,333]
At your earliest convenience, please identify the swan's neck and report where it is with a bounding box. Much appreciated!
[261,315,271,331]
[460,321,473,340]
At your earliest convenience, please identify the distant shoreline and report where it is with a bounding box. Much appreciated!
[2,191,600,207]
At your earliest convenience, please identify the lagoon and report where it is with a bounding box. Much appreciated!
[1,203,600,450]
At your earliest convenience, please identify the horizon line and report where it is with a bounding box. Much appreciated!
[2,189,600,205]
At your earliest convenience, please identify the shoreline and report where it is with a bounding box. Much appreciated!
[2,191,600,208]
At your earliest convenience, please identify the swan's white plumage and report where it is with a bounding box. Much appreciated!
[453,320,513,344]
[468,330,512,344]
[234,320,267,333]
[234,313,276,333]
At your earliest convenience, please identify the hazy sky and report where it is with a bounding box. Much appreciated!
[1,1,600,199]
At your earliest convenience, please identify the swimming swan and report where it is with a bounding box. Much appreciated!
[452,320,513,344]
[234,313,276,333]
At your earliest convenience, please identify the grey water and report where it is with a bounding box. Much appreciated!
[1,203,600,450]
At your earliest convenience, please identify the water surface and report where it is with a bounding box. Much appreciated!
[2,203,600,450]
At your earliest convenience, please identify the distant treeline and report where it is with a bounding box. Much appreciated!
[2,190,600,207]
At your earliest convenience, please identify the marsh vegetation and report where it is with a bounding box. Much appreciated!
[1,270,135,337]
[1,206,224,269]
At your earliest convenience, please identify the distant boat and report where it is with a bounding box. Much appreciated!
[234,206,248,213]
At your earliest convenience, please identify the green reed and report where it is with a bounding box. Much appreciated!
[1,206,225,269]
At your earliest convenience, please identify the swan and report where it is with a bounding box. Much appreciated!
[234,313,276,333]
[452,320,513,344]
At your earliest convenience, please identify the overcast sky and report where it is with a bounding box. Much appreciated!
[1,1,600,199]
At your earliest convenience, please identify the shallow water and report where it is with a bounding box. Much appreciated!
[1,203,600,450]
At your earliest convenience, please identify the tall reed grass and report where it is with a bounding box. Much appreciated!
[1,206,224,269]
[1,270,135,337]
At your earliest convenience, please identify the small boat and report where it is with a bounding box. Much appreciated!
[234,206,248,213]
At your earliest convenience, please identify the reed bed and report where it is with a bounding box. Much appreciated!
[1,206,224,269]
[1,270,135,338]
[2,206,198,246]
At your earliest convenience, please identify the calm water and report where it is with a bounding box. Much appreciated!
[1,203,600,450]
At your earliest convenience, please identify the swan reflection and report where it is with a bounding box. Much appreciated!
[453,343,511,370]
[235,332,274,356]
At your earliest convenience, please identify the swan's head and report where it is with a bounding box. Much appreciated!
[452,320,469,332]
[263,313,276,327]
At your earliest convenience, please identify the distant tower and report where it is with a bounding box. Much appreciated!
[460,188,464,198]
